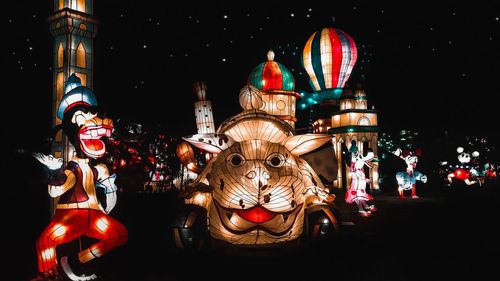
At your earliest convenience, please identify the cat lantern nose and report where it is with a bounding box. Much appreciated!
[245,165,271,188]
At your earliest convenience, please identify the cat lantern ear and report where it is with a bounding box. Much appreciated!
[283,134,331,156]
[182,133,235,154]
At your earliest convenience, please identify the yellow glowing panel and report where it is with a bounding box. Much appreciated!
[77,0,86,12]
[76,42,86,68]
[346,101,352,109]
[320,28,333,89]
[75,72,87,86]
[56,71,64,141]
[303,32,320,91]
[57,43,64,68]
[56,72,64,102]
[59,0,64,10]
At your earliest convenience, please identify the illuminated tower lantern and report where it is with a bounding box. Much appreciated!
[193,81,215,134]
[48,0,97,162]
[248,50,300,127]
[330,87,379,190]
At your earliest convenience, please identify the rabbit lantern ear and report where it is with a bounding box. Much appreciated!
[402,149,410,157]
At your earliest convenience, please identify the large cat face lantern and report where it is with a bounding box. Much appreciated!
[181,111,334,245]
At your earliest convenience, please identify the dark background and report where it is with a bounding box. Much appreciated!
[2,2,499,280]
[3,0,500,153]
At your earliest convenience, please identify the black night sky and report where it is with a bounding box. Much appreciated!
[3,2,500,280]
[4,0,500,152]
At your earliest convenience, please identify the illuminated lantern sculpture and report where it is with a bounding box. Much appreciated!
[176,81,218,175]
[438,137,497,187]
[248,50,300,127]
[445,147,481,186]
[32,74,127,281]
[393,148,427,199]
[176,141,202,174]
[345,142,377,217]
[300,27,357,109]
[193,81,215,134]
[484,163,497,181]
[173,85,340,248]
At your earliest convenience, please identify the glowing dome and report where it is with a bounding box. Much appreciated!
[239,85,264,110]
[248,50,295,92]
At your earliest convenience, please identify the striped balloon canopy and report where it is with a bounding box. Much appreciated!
[302,27,357,93]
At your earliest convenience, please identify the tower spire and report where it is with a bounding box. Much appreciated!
[193,81,215,134]
[48,0,98,163]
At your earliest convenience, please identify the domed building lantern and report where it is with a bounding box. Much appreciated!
[300,27,358,109]
[247,50,301,127]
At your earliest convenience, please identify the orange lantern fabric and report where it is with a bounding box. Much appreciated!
[176,141,202,174]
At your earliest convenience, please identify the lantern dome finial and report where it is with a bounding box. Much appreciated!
[193,81,207,101]
[267,50,275,61]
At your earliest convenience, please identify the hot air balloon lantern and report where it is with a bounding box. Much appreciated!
[300,27,358,109]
